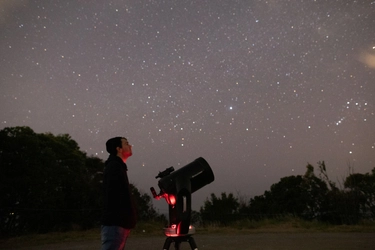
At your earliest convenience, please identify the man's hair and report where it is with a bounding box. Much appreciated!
[106,137,126,155]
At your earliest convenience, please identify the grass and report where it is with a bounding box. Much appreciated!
[1,219,375,249]
[198,217,375,234]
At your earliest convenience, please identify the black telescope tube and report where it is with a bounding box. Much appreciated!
[157,157,214,194]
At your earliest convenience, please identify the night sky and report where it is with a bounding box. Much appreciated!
[1,0,374,212]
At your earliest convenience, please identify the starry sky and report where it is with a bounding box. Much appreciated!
[1,0,375,212]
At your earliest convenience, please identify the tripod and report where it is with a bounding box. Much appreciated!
[163,235,198,250]
[150,157,215,250]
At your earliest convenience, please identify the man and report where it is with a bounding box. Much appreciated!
[101,137,136,250]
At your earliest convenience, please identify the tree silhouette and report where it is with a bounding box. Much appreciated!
[200,192,239,225]
[0,126,163,235]
[344,171,375,219]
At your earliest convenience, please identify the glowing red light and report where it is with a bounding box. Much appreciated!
[167,194,176,205]
[164,224,195,237]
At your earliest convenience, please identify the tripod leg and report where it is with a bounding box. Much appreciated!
[174,240,181,250]
[188,236,198,250]
[163,237,173,250]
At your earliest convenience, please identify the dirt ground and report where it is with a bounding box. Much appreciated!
[2,232,375,250]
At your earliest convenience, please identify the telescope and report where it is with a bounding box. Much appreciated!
[150,157,214,250]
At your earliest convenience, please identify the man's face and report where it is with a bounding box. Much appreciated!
[118,138,132,159]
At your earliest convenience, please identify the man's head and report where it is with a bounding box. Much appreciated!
[106,137,132,162]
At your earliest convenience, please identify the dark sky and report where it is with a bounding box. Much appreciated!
[1,0,374,212]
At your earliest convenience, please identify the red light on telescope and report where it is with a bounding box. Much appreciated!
[166,194,176,205]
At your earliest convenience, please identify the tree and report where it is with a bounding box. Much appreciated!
[0,126,165,235]
[316,162,364,225]
[130,184,165,222]
[0,126,95,233]
[200,192,239,225]
[247,163,329,220]
[344,170,375,219]
[246,162,375,224]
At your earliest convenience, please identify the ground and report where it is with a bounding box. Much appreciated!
[2,232,375,250]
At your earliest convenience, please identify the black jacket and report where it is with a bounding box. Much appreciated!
[101,155,136,229]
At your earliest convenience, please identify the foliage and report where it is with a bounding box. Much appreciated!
[0,126,162,236]
[2,126,374,236]
[245,162,375,224]
[130,184,166,222]
[244,164,329,221]
[199,162,375,226]
[344,171,375,219]
[200,192,239,225]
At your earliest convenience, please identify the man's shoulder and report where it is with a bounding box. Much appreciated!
[105,155,127,171]
[105,155,121,164]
